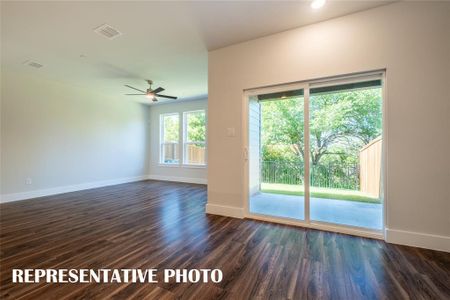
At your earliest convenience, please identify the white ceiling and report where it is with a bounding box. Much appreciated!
[1,1,391,104]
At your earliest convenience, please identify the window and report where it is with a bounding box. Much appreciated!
[183,110,206,165]
[159,110,207,166]
[160,113,180,164]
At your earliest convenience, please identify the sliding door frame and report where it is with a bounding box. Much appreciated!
[242,70,386,240]
[243,82,309,227]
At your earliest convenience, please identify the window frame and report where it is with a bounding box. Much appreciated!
[159,112,181,165]
[183,110,207,167]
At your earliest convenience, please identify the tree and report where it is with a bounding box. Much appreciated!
[261,88,382,166]
[163,115,179,142]
[186,111,206,144]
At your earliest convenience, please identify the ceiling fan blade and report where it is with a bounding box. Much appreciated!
[156,94,177,99]
[124,85,146,93]
[125,93,146,95]
[151,87,165,94]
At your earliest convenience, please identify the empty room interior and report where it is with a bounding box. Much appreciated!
[1,1,449,299]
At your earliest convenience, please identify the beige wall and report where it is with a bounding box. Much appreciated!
[208,2,450,250]
[1,70,150,200]
[148,99,207,183]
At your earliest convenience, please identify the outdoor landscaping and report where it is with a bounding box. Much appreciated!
[259,85,383,203]
[260,183,380,203]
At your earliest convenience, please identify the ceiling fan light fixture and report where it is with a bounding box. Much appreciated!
[124,80,176,102]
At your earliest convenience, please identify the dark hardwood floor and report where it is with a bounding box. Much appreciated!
[0,180,449,299]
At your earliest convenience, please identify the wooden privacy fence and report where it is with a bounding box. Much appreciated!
[163,143,178,163]
[359,136,382,198]
[163,143,205,164]
[187,144,206,164]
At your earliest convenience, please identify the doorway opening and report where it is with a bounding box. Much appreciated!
[246,73,384,235]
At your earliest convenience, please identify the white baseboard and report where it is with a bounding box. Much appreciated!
[385,228,450,252]
[147,174,207,185]
[4,176,447,253]
[205,203,244,219]
[0,175,149,203]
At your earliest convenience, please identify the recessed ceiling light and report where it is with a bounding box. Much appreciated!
[311,0,326,9]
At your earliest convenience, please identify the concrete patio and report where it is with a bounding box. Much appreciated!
[249,192,382,230]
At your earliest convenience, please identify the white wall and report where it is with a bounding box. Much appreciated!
[1,70,150,201]
[207,2,450,251]
[148,99,207,184]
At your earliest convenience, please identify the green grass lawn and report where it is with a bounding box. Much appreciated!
[261,183,381,204]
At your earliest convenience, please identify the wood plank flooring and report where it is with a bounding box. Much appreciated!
[0,180,449,299]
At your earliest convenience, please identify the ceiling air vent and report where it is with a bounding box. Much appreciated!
[23,60,43,68]
[94,24,122,40]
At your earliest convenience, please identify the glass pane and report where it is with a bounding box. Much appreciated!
[309,80,383,230]
[249,89,305,220]
[185,143,206,165]
[186,111,206,142]
[162,143,179,164]
[163,114,179,143]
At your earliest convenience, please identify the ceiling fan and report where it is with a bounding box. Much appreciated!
[124,80,177,102]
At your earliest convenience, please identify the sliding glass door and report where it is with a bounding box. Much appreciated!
[246,73,384,234]
[309,79,383,230]
[248,88,305,220]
